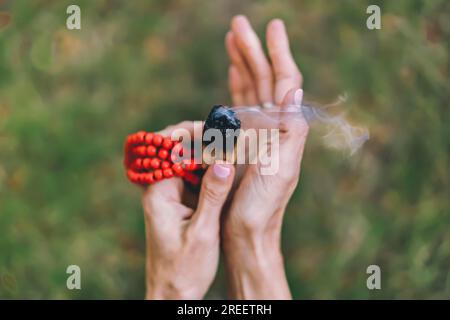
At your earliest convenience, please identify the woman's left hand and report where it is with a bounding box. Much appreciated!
[223,15,308,299]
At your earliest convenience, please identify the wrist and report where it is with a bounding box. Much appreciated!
[223,226,281,256]
[223,229,291,299]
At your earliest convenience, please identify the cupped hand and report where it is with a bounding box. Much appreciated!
[142,122,235,299]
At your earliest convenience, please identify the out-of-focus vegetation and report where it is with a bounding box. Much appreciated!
[0,0,449,299]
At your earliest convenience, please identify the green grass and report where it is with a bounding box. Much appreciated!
[0,0,449,299]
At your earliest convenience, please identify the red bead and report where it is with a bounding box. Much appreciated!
[147,145,157,157]
[125,131,204,187]
[163,168,174,178]
[150,158,161,169]
[145,172,154,184]
[143,158,151,169]
[153,134,163,146]
[129,133,138,144]
[184,172,200,185]
[145,133,154,145]
[154,169,163,180]
[134,158,143,170]
[161,161,171,169]
[158,149,169,160]
[172,163,183,175]
[126,135,134,145]
[162,138,173,150]
[127,169,136,181]
[136,131,146,143]
[182,159,198,171]
[133,146,147,156]
[136,173,144,184]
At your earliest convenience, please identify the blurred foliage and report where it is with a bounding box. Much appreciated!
[0,0,449,299]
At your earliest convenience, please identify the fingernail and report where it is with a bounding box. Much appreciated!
[213,164,231,179]
[262,102,274,109]
[294,89,304,106]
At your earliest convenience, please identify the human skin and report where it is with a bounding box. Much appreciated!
[143,15,308,300]
[222,15,308,299]
[143,123,236,299]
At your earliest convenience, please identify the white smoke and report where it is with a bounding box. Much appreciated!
[231,96,369,156]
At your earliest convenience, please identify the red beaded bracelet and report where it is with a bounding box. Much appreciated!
[124,131,203,186]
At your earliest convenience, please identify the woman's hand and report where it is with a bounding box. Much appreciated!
[142,122,235,299]
[226,16,302,107]
[223,16,308,299]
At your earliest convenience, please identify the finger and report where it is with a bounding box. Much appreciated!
[231,15,274,107]
[228,65,245,106]
[145,176,183,201]
[257,88,308,185]
[142,178,193,222]
[266,19,302,106]
[279,88,308,133]
[225,31,258,105]
[279,88,309,155]
[190,164,235,233]
[158,120,198,137]
[158,121,203,163]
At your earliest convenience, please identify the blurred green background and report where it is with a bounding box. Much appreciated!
[0,0,449,299]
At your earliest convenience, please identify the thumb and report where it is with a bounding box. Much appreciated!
[190,164,235,231]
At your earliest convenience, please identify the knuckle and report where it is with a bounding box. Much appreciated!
[242,38,259,51]
[275,70,288,80]
[275,68,302,85]
[257,69,272,81]
[201,183,224,205]
[292,71,302,85]
[240,217,263,233]
[278,118,296,133]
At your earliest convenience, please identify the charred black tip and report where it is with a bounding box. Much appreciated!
[202,105,241,158]
[203,105,241,134]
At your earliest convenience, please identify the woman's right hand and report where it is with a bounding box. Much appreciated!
[223,15,309,299]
